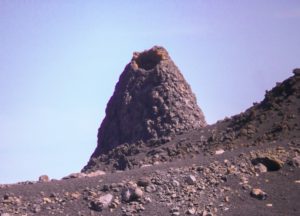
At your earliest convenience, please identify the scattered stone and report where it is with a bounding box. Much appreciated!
[186,207,196,215]
[186,175,197,185]
[43,197,52,204]
[121,187,143,202]
[31,204,42,213]
[110,197,120,209]
[254,163,268,173]
[133,187,144,199]
[90,194,113,211]
[172,179,180,187]
[70,192,81,199]
[63,171,106,180]
[140,164,152,168]
[250,188,267,200]
[215,149,225,155]
[145,184,156,193]
[38,175,49,182]
[201,210,214,216]
[101,184,110,192]
[121,189,132,202]
[266,203,273,207]
[62,172,86,180]
[170,207,180,216]
[290,156,300,167]
[137,177,151,187]
[85,170,106,177]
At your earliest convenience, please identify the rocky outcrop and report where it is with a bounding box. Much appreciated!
[82,68,299,173]
[87,46,206,164]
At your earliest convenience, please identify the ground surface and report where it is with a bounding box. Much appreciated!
[1,140,300,215]
[1,72,299,215]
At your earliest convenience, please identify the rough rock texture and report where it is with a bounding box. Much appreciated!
[87,46,206,162]
[82,69,299,173]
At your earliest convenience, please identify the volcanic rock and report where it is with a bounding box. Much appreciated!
[254,163,268,173]
[38,175,49,182]
[291,156,300,167]
[90,193,114,211]
[250,188,267,200]
[84,46,206,170]
[121,187,144,202]
[186,175,197,185]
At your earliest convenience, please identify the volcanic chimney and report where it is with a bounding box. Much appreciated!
[89,46,206,159]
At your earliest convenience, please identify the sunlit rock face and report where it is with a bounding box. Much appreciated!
[90,46,207,158]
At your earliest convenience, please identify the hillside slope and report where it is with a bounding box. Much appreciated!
[0,69,299,216]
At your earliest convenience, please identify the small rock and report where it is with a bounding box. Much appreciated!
[110,197,120,209]
[121,187,143,202]
[172,180,180,187]
[186,207,196,215]
[215,149,225,155]
[295,180,300,184]
[145,184,156,193]
[254,163,268,173]
[291,156,300,167]
[201,210,214,216]
[85,170,106,178]
[140,164,152,168]
[137,177,151,187]
[144,197,152,203]
[39,175,49,182]
[43,197,52,203]
[186,175,197,185]
[266,203,273,207]
[90,194,113,211]
[133,187,144,199]
[31,204,42,213]
[170,207,180,215]
[121,189,132,202]
[101,184,110,192]
[1,213,11,216]
[250,188,267,200]
[62,172,86,179]
[70,192,81,199]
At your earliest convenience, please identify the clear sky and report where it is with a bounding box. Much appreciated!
[0,1,299,184]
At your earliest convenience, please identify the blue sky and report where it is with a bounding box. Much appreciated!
[0,1,299,183]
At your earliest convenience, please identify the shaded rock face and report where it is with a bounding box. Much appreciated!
[90,46,206,158]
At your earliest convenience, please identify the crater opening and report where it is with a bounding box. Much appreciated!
[135,50,163,70]
[251,157,282,171]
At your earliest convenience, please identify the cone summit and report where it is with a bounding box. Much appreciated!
[90,46,207,159]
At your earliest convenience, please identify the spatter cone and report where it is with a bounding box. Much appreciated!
[86,46,206,166]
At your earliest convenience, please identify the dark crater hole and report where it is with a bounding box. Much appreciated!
[251,157,282,171]
[135,50,163,70]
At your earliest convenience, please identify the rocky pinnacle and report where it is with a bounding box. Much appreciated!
[90,46,206,159]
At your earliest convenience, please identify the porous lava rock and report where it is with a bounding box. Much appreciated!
[88,46,206,160]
